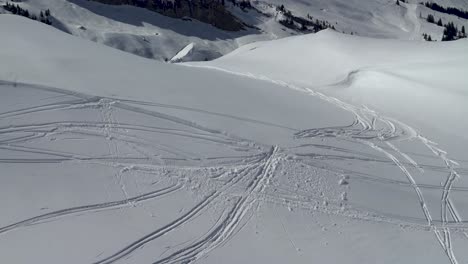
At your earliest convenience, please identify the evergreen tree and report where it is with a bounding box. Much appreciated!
[442,22,458,41]
[427,14,435,23]
[437,18,442,26]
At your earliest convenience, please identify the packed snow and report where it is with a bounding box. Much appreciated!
[1,12,468,264]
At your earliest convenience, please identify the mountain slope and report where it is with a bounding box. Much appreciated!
[0,0,292,61]
[2,0,467,62]
[260,0,468,39]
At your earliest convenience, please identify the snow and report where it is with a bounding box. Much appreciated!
[170,43,195,63]
[0,0,293,61]
[2,0,467,62]
[1,14,468,264]
[0,0,241,60]
[189,29,468,152]
[258,0,468,40]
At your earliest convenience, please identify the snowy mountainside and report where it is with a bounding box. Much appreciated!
[1,14,468,264]
[0,0,295,61]
[260,0,468,39]
[1,0,467,62]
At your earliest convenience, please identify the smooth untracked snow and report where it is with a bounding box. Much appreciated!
[1,15,468,264]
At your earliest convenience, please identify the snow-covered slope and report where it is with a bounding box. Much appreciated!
[260,0,468,39]
[1,14,468,264]
[0,0,296,61]
[2,0,467,62]
[0,0,239,60]
[189,30,468,153]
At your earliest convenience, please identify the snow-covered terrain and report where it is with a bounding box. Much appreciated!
[189,30,468,149]
[1,10,468,264]
[1,0,467,61]
[0,0,294,61]
[259,0,468,39]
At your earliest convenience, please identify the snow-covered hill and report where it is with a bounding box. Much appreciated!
[189,29,468,149]
[0,0,295,61]
[1,0,467,61]
[1,14,468,264]
[260,0,468,39]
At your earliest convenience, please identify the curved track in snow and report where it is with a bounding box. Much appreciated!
[0,79,467,264]
[180,64,468,264]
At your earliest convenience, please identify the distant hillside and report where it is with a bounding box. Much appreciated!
[2,0,468,63]
[91,0,248,31]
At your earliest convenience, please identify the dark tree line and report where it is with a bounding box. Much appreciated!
[422,33,433,41]
[425,12,466,41]
[426,13,435,23]
[131,0,250,14]
[91,0,248,31]
[422,2,468,20]
[276,5,335,33]
[3,2,52,25]
[442,22,466,41]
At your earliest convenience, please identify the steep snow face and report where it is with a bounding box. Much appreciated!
[1,15,468,264]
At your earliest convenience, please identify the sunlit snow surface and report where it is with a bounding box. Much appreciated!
[3,0,468,62]
[1,15,468,264]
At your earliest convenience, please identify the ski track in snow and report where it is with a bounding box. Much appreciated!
[0,184,183,236]
[181,64,466,264]
[0,76,467,263]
